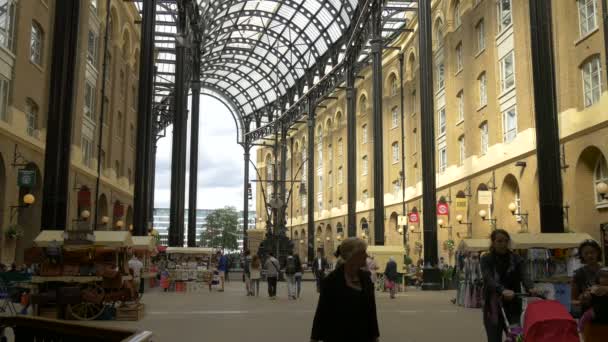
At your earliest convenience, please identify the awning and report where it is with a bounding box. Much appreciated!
[165,247,215,255]
[132,236,156,252]
[457,239,491,252]
[510,233,595,249]
[367,245,406,273]
[33,230,133,248]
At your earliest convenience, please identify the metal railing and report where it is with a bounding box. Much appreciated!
[0,316,153,342]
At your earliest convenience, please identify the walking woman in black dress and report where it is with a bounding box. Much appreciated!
[310,237,380,342]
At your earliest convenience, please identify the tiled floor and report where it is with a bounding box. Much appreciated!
[87,281,486,341]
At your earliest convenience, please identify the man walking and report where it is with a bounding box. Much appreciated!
[128,254,144,297]
[294,253,303,298]
[243,250,252,296]
[217,250,228,292]
[285,251,297,299]
[264,252,280,299]
[312,249,328,293]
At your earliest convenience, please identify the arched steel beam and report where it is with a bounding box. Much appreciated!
[206,8,332,59]
[204,56,289,91]
[203,45,299,88]
[200,73,258,112]
[207,0,355,33]
[203,24,312,69]
[199,83,247,144]
[202,65,272,107]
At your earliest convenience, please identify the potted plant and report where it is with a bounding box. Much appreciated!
[5,224,24,240]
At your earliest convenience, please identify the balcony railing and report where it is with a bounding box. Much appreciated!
[0,316,153,342]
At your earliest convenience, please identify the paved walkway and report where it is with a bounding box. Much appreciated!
[91,281,486,341]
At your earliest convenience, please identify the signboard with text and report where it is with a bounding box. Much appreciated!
[478,190,493,205]
[455,197,468,215]
[398,215,408,226]
[17,169,36,188]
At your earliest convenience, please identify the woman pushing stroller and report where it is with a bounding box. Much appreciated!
[480,229,540,342]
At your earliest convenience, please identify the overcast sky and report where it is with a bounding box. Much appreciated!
[154,95,256,211]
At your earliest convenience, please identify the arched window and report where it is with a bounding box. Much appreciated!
[362,155,368,175]
[435,19,444,47]
[392,142,399,163]
[390,74,398,96]
[454,1,462,28]
[359,95,367,113]
[25,99,38,137]
[594,157,608,204]
[30,22,43,65]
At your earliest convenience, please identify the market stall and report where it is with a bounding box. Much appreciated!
[454,239,490,308]
[132,236,158,286]
[510,233,594,313]
[28,230,141,321]
[367,246,405,291]
[163,247,216,293]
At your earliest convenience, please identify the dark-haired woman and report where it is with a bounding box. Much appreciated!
[572,240,607,316]
[480,229,536,342]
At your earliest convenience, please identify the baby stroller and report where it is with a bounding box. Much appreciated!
[523,300,578,342]
[500,294,546,342]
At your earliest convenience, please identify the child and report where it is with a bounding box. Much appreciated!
[160,268,170,292]
[579,268,608,331]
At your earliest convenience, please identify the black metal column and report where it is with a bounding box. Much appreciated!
[41,0,81,231]
[346,65,357,238]
[418,0,441,290]
[371,4,385,246]
[148,143,157,227]
[187,81,201,247]
[399,53,407,247]
[279,128,288,235]
[243,146,251,250]
[133,0,156,236]
[168,44,188,247]
[529,0,564,233]
[307,100,316,262]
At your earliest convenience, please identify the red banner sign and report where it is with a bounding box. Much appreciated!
[408,212,419,223]
[437,202,449,216]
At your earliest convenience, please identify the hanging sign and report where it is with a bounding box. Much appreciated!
[455,197,468,215]
[437,202,449,216]
[408,212,419,223]
[17,169,36,188]
[398,215,408,226]
[478,190,493,205]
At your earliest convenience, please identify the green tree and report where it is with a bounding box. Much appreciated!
[200,206,239,250]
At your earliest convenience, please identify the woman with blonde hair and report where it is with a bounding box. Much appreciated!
[310,237,380,342]
[250,254,262,296]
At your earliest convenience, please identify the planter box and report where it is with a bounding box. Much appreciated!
[115,303,144,321]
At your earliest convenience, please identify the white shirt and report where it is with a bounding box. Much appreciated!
[317,257,322,271]
[128,257,143,278]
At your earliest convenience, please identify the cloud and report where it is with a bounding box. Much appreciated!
[154,96,257,211]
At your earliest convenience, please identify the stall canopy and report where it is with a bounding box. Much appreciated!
[165,247,215,255]
[132,236,156,252]
[33,231,133,248]
[510,233,595,249]
[457,239,491,252]
[367,245,406,273]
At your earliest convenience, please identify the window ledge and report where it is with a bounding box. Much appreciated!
[456,119,464,126]
[392,161,399,165]
[498,86,516,100]
[391,125,398,130]
[495,24,514,42]
[477,104,488,112]
[455,68,463,76]
[437,133,446,140]
[475,48,485,59]
[30,60,44,73]
[578,26,601,46]
[596,202,608,210]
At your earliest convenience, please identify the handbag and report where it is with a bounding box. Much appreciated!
[384,278,394,289]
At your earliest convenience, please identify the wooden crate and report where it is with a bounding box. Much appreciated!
[115,303,144,321]
[38,306,59,320]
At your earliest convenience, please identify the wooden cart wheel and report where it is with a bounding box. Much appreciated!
[67,283,105,321]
